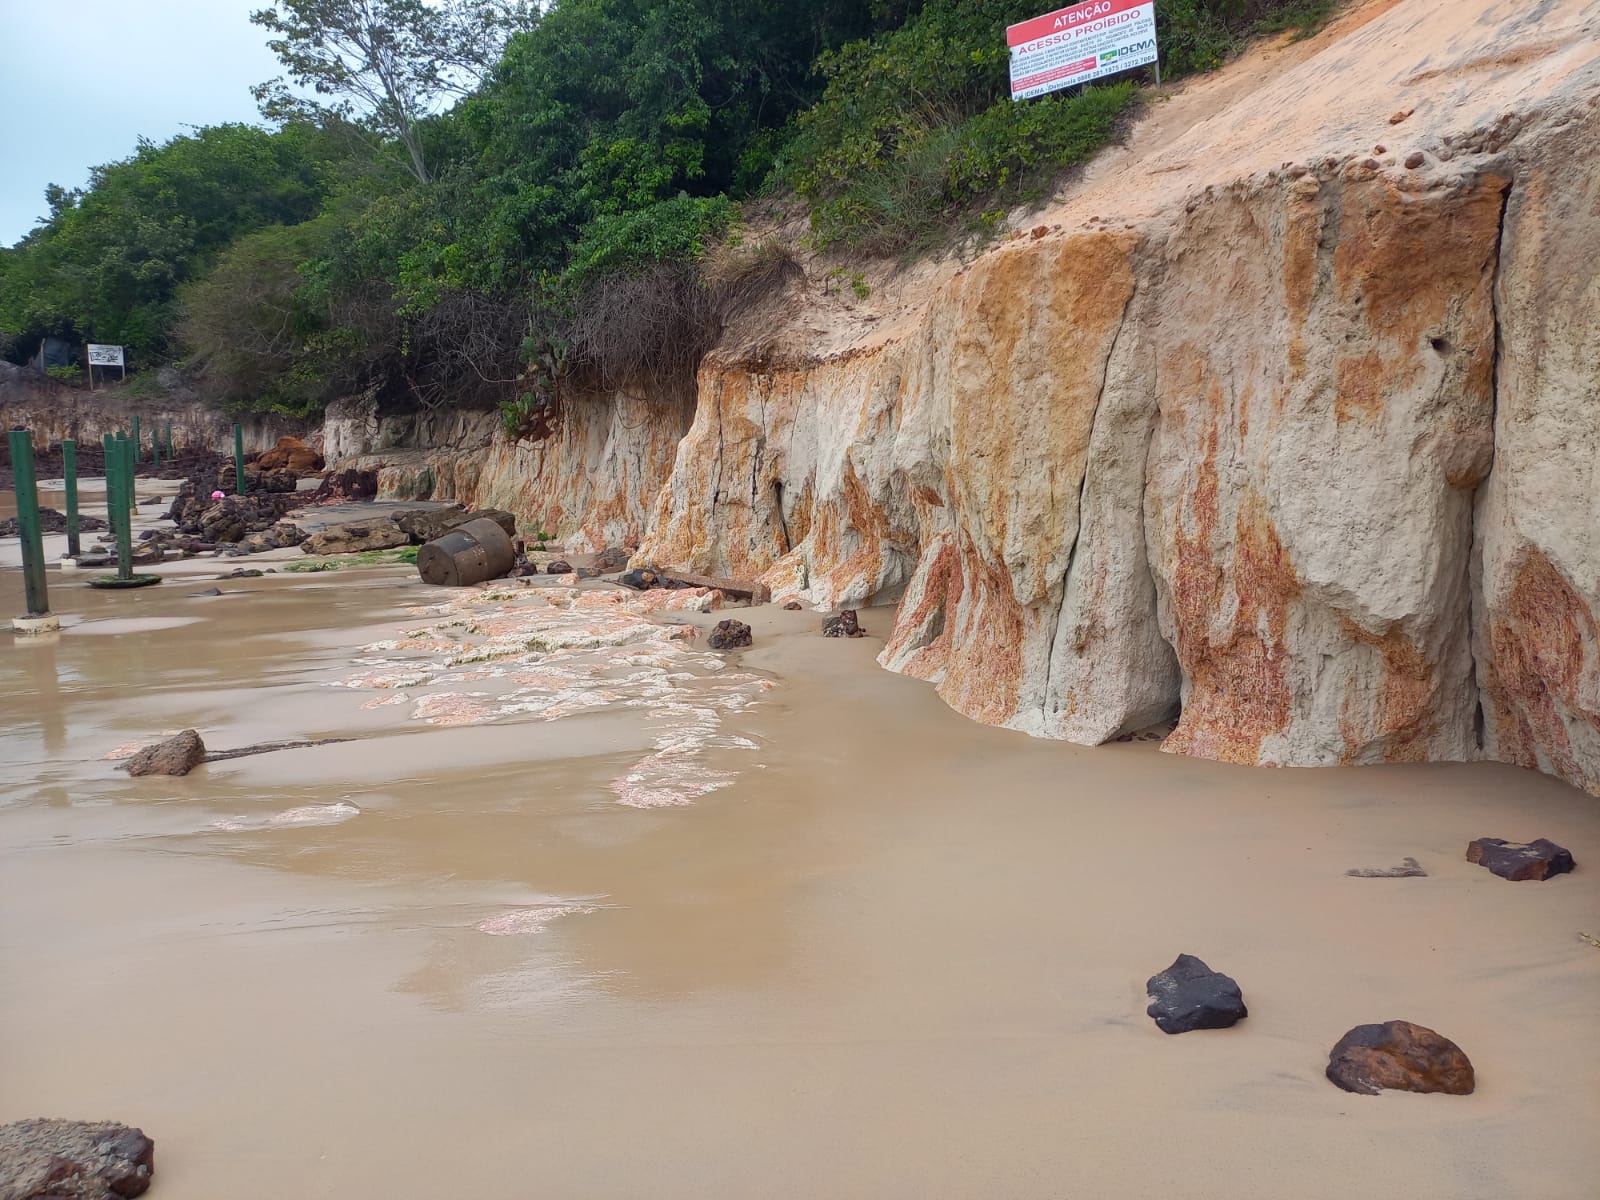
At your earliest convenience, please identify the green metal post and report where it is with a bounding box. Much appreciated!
[132,416,141,464]
[234,423,246,495]
[62,438,80,559]
[102,434,121,577]
[115,436,134,582]
[166,423,174,461]
[116,430,133,526]
[8,429,50,617]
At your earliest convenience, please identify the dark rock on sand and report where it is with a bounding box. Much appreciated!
[0,508,109,537]
[124,730,205,778]
[243,465,298,494]
[1145,953,1248,1034]
[1326,1020,1474,1096]
[708,619,754,650]
[621,568,659,590]
[393,506,467,544]
[302,520,409,556]
[190,588,223,598]
[0,1117,155,1199]
[822,610,864,638]
[593,546,631,572]
[313,468,379,502]
[783,601,803,611]
[545,560,573,575]
[1466,837,1575,881]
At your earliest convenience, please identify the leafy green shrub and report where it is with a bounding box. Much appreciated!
[945,83,1138,202]
[563,196,738,295]
[45,364,82,384]
[784,0,1334,250]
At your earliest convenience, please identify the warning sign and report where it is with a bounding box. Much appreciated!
[1007,0,1159,101]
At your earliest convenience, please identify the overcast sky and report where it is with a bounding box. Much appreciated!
[0,0,284,246]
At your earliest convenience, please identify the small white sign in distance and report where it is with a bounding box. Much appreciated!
[87,344,125,367]
[1007,0,1159,101]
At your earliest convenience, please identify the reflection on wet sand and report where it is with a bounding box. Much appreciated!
[1,562,1598,1199]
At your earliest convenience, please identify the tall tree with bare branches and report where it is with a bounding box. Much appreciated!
[251,0,536,183]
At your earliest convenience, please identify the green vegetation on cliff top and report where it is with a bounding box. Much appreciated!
[0,0,1330,425]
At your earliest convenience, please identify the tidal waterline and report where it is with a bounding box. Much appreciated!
[1,564,1596,1198]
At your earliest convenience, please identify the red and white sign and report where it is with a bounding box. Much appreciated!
[1007,0,1159,101]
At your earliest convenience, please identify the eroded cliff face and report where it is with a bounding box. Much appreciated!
[0,364,307,455]
[632,0,1600,792]
[327,0,1600,795]
[326,389,693,551]
[1474,112,1600,795]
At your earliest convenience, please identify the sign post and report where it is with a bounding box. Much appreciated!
[1007,0,1159,102]
[86,343,126,387]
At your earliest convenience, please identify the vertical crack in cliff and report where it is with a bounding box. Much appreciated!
[710,379,726,525]
[1467,172,1516,754]
[1037,279,1139,724]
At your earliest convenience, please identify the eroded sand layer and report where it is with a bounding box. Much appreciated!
[1,567,1597,1199]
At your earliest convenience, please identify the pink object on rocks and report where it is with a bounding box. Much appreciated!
[211,490,225,500]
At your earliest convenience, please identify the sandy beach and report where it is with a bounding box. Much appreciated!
[1,557,1596,1198]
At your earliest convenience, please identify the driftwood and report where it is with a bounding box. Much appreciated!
[202,737,356,764]
[658,570,771,604]
[1345,856,1427,878]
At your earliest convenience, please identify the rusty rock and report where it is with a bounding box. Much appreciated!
[124,730,205,778]
[1326,1020,1474,1096]
[1405,151,1426,169]
[0,1118,155,1199]
[708,619,753,650]
[254,435,324,475]
[1466,837,1575,881]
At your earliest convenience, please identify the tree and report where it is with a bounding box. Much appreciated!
[251,0,537,183]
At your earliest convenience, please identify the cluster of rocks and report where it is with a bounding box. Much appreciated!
[165,473,303,537]
[0,1118,154,1199]
[0,507,108,537]
[1143,833,1577,1096]
[1143,954,1473,1095]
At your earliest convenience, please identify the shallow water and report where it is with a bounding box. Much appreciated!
[1,561,1597,1198]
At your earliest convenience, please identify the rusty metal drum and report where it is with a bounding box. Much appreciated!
[416,517,516,587]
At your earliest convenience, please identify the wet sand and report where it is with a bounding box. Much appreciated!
[2,562,1597,1198]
